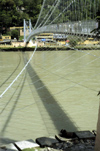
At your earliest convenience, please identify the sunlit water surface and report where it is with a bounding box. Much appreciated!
[0,50,100,146]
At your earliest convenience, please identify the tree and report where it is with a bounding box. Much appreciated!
[0,0,43,34]
[91,1,100,38]
[11,29,19,40]
[69,39,77,47]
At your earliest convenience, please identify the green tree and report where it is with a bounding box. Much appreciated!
[11,29,19,40]
[0,0,42,34]
[91,1,100,38]
[69,39,77,47]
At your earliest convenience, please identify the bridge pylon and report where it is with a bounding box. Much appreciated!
[23,19,32,43]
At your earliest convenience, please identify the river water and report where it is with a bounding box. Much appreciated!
[0,50,100,146]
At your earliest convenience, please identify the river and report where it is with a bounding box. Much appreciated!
[0,50,100,146]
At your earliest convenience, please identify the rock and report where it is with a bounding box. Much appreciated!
[92,130,96,136]
[14,139,39,150]
[0,143,18,151]
[36,137,59,148]
[0,130,96,151]
[0,149,6,151]
[74,131,95,140]
[59,130,76,138]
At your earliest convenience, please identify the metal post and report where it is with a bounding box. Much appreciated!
[29,19,33,43]
[24,19,33,43]
[29,19,32,34]
[24,19,26,42]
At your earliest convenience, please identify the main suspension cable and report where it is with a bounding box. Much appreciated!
[0,45,37,98]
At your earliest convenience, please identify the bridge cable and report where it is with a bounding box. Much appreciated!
[0,45,37,98]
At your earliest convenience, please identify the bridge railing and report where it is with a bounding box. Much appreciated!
[26,20,98,42]
[47,20,97,35]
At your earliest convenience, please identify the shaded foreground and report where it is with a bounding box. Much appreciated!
[0,130,96,151]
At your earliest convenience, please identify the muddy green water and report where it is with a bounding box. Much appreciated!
[0,50,100,146]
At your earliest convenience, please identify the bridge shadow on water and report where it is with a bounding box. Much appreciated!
[25,56,78,133]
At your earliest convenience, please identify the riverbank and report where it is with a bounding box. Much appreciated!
[0,130,96,151]
[0,45,100,51]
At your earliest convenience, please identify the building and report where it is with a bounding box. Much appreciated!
[36,33,54,42]
[53,34,67,45]
[36,33,67,45]
[10,27,29,37]
[2,35,11,40]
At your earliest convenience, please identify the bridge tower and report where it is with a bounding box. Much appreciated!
[23,19,32,42]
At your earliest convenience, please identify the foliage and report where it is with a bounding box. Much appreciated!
[0,0,43,34]
[68,35,81,47]
[0,0,99,35]
[11,29,19,40]
[69,39,78,47]
[90,1,100,38]
[22,147,41,151]
[36,0,99,27]
[19,36,24,41]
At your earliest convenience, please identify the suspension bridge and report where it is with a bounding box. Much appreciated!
[26,0,100,42]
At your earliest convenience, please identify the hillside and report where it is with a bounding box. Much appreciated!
[0,0,43,34]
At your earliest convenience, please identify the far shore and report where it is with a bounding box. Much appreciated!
[0,41,100,51]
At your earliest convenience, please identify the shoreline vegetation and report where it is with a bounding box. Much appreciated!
[0,45,100,51]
